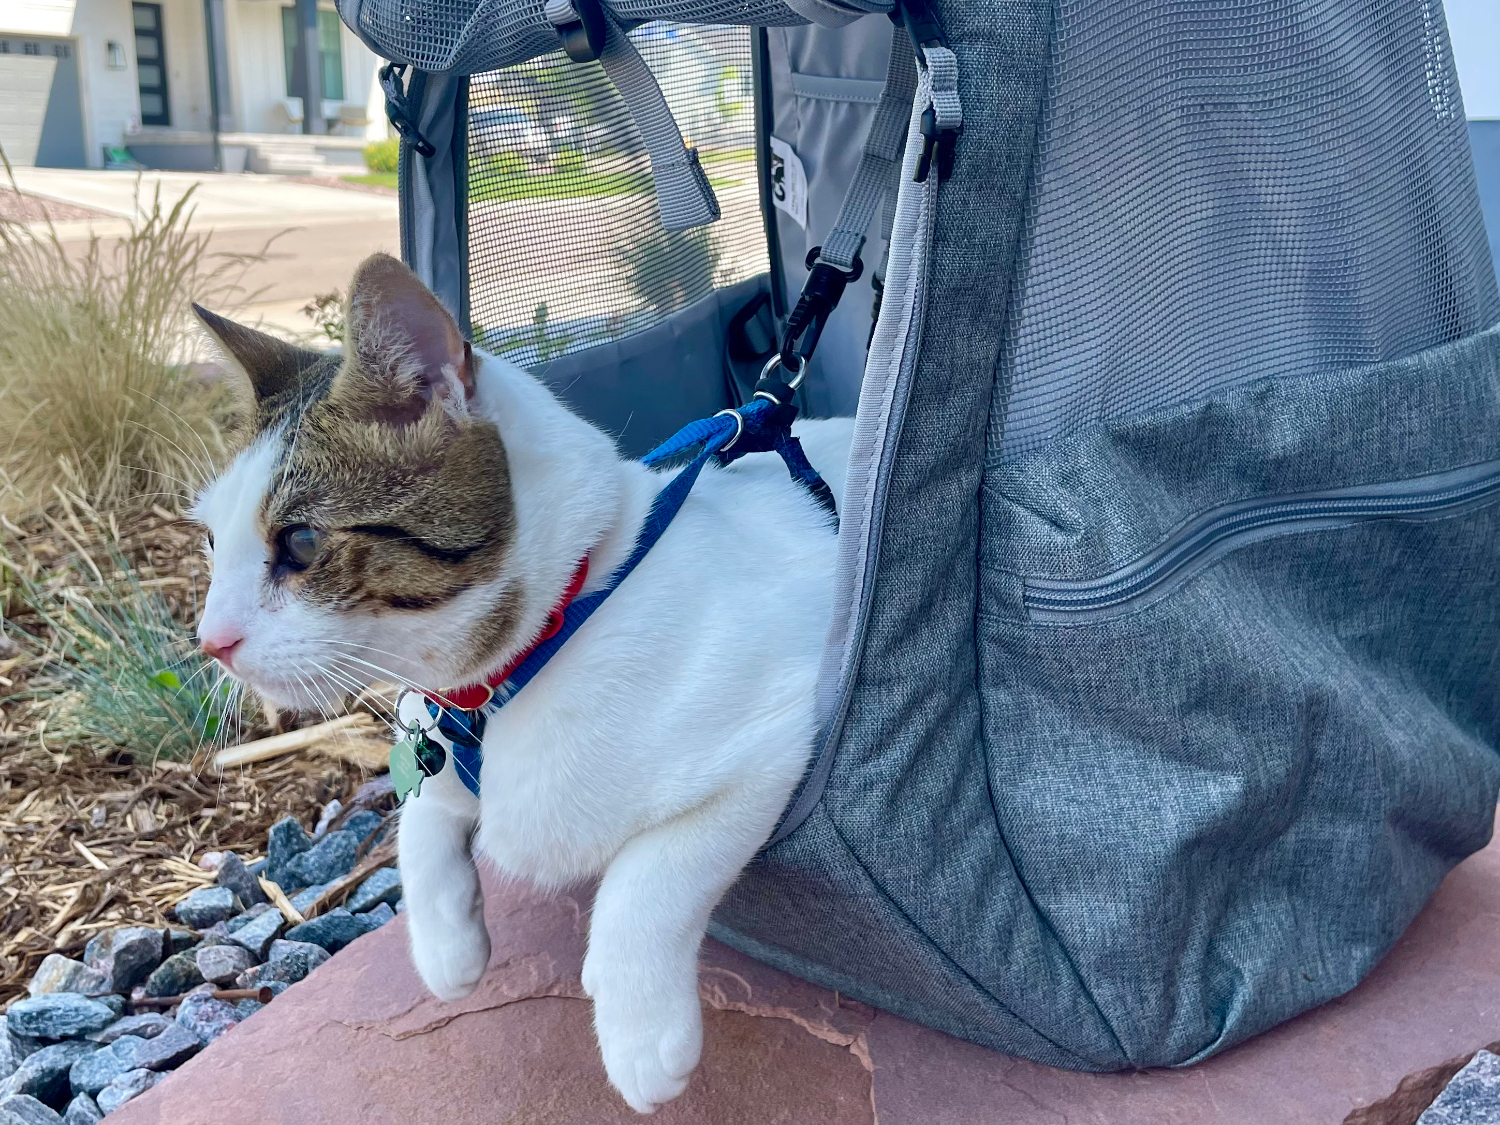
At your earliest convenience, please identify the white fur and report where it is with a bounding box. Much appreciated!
[196,352,852,1113]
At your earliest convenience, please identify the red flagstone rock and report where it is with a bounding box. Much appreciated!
[109,820,1500,1125]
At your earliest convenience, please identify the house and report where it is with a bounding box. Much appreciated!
[0,0,389,173]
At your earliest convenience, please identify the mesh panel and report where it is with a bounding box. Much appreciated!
[466,24,768,365]
[343,0,805,75]
[995,0,1500,458]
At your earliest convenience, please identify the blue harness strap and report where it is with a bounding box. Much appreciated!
[423,393,834,797]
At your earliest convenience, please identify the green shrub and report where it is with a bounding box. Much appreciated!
[363,138,400,174]
[0,162,262,513]
[5,550,247,762]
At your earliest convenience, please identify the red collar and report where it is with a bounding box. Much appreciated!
[428,558,590,711]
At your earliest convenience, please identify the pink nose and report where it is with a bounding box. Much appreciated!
[200,633,244,668]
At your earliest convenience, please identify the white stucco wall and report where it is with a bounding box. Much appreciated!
[231,1,387,138]
[157,0,211,132]
[72,0,141,166]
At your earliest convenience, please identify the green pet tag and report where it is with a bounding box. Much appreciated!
[390,722,447,801]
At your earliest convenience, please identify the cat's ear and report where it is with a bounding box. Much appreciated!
[193,305,324,402]
[338,253,475,428]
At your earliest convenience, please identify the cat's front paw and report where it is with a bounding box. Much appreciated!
[586,968,702,1114]
[408,914,491,1002]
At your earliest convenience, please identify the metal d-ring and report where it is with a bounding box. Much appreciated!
[395,689,442,735]
[759,351,806,391]
[713,408,745,452]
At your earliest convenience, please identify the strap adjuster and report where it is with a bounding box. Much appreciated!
[379,63,436,158]
[546,0,607,63]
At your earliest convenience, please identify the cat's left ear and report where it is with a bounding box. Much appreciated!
[337,252,476,427]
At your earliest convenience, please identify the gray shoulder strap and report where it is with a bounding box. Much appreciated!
[545,2,721,232]
[817,24,919,272]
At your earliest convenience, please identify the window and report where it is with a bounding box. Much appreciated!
[280,7,344,102]
[132,3,169,126]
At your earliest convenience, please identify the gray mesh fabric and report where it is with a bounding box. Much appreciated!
[995,0,1500,458]
[339,0,809,75]
[465,25,766,367]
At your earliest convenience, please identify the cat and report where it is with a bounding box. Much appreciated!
[191,253,852,1112]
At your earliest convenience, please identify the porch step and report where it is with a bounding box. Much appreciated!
[246,141,331,176]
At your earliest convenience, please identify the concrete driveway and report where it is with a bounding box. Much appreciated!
[9,168,400,340]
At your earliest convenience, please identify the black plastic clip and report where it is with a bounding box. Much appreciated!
[554,0,607,63]
[778,246,864,375]
[379,62,436,158]
[914,104,959,183]
[890,0,960,183]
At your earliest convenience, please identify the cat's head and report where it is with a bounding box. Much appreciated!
[191,253,518,712]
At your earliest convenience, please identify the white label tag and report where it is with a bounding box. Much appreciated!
[768,135,808,230]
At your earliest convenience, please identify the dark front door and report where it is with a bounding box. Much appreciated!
[132,3,169,127]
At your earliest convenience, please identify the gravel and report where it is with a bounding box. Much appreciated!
[23,962,108,1003]
[0,1094,62,1125]
[238,942,329,988]
[356,903,396,934]
[345,868,401,914]
[172,887,240,929]
[278,831,359,893]
[110,1024,200,1072]
[140,952,205,999]
[59,1094,101,1125]
[0,1042,95,1109]
[1417,1049,1500,1125]
[285,909,363,954]
[86,1014,171,1048]
[4,998,115,1043]
[8,804,399,1115]
[82,930,163,996]
[215,853,269,909]
[225,909,285,961]
[265,817,312,887]
[174,988,240,1045]
[194,945,255,987]
[95,1070,162,1115]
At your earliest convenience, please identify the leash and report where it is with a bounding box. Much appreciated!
[389,370,835,801]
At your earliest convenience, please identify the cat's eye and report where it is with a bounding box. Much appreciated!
[276,525,326,570]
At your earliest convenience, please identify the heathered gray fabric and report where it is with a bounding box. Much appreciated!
[714,0,1106,1064]
[718,0,1500,1072]
[369,0,1500,1075]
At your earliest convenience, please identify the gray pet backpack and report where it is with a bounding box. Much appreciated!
[337,0,1500,1069]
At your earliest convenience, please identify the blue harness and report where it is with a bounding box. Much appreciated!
[414,383,835,797]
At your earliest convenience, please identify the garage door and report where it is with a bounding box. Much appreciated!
[0,36,87,168]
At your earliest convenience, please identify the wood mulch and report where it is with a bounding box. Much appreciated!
[1,498,393,1008]
[0,188,113,224]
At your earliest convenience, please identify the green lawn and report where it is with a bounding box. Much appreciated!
[343,172,398,190]
[343,150,751,203]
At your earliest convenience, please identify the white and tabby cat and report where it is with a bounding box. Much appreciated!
[191,253,851,1112]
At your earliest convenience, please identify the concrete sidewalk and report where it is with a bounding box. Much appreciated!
[10,169,397,239]
[8,169,400,342]
[110,819,1500,1125]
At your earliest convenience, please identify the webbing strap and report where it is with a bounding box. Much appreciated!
[545,6,720,233]
[818,26,919,272]
[923,44,962,134]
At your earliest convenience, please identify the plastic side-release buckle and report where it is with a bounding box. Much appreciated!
[915,103,959,183]
[891,0,960,183]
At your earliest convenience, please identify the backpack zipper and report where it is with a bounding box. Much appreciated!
[1023,460,1500,622]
